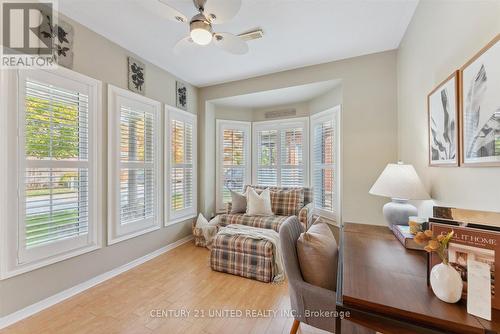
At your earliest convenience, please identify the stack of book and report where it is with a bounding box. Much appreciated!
[392,225,424,250]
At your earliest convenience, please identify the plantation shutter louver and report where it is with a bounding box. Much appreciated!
[119,106,155,224]
[215,120,251,212]
[312,117,336,214]
[254,119,308,188]
[171,119,193,211]
[108,85,161,245]
[257,130,278,186]
[222,129,246,202]
[168,108,196,221]
[23,78,90,249]
[280,128,304,187]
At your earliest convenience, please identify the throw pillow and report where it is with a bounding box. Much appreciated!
[195,213,209,228]
[246,187,273,216]
[243,186,305,216]
[195,213,218,248]
[230,189,247,213]
[272,189,305,216]
[297,222,338,291]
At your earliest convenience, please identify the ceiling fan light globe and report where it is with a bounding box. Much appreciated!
[190,28,212,45]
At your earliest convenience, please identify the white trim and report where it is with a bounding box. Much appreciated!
[0,69,9,277]
[310,106,342,224]
[215,119,252,212]
[337,105,343,226]
[0,235,193,330]
[165,105,197,224]
[1,67,103,279]
[252,117,309,187]
[107,85,162,245]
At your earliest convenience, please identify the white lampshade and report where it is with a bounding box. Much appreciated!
[369,163,430,200]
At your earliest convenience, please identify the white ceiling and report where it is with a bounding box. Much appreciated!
[59,0,418,87]
[211,79,341,109]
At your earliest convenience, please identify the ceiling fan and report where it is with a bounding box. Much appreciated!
[155,0,257,55]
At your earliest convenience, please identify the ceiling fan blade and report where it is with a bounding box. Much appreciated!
[173,36,196,55]
[153,0,188,23]
[204,0,241,24]
[213,32,248,55]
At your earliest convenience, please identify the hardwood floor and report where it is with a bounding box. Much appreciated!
[0,241,331,334]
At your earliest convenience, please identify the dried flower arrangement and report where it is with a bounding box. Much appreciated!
[414,230,454,265]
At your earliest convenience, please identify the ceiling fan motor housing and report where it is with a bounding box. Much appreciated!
[189,13,213,45]
[190,13,212,33]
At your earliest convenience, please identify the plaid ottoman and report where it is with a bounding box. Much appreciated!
[210,232,275,283]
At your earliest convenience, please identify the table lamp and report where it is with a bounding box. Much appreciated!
[369,162,430,229]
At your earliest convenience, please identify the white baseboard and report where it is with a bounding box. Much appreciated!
[0,235,193,330]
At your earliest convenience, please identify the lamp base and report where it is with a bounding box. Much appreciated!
[383,198,417,230]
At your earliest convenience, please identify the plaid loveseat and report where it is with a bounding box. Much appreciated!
[218,185,313,232]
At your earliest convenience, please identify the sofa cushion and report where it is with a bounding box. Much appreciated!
[218,213,288,232]
[246,187,273,216]
[297,222,338,291]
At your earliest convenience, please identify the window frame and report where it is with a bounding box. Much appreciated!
[165,106,197,225]
[215,120,251,213]
[107,85,162,245]
[252,117,309,187]
[310,106,341,221]
[1,67,102,280]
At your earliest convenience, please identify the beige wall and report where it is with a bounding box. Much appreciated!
[214,105,254,121]
[397,0,500,216]
[252,101,310,121]
[199,50,399,226]
[0,14,198,317]
[309,87,343,116]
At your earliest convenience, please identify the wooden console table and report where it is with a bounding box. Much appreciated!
[335,223,500,334]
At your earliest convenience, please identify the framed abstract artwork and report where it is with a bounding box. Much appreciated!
[176,81,187,110]
[428,71,459,166]
[460,34,500,166]
[128,56,145,95]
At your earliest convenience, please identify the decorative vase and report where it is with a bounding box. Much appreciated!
[430,262,463,303]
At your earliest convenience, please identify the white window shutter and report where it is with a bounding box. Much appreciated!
[119,106,156,224]
[9,67,102,274]
[280,127,304,187]
[167,108,197,222]
[311,109,338,219]
[257,129,278,186]
[215,120,251,212]
[108,85,161,244]
[23,79,90,249]
[253,118,308,187]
